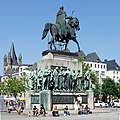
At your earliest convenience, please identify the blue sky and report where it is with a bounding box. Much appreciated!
[0,0,120,76]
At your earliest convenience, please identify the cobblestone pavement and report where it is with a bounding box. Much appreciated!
[0,108,120,120]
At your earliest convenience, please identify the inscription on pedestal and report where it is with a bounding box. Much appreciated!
[31,95,39,104]
[52,95,74,104]
[52,95,88,104]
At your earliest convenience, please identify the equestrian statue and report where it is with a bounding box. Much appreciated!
[42,6,80,52]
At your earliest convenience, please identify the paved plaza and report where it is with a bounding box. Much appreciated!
[0,108,119,120]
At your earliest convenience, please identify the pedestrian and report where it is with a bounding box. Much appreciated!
[6,101,8,107]
[74,95,78,111]
[77,94,82,106]
[111,100,115,108]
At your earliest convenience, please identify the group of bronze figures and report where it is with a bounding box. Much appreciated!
[29,66,92,92]
[42,6,80,52]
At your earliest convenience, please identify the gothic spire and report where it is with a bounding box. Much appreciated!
[10,42,18,65]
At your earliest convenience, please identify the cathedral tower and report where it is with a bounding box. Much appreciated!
[3,42,22,76]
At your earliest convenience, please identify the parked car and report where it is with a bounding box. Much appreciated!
[94,101,108,107]
[112,99,120,107]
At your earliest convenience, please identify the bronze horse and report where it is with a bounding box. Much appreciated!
[42,17,80,52]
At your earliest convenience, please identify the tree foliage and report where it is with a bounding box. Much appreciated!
[116,83,120,98]
[1,76,29,98]
[92,82,101,97]
[0,81,6,95]
[82,63,98,85]
[102,77,118,99]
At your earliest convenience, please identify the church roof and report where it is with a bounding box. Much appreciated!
[10,42,18,65]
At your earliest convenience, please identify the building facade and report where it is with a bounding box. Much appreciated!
[104,59,120,83]
[84,52,120,84]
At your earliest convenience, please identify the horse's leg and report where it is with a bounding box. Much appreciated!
[52,33,57,50]
[73,38,80,52]
[64,40,69,51]
[50,25,57,50]
[49,41,52,50]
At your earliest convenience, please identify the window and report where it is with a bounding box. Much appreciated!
[104,65,105,69]
[96,71,99,75]
[101,65,102,68]
[95,64,96,68]
[20,68,22,72]
[90,64,92,67]
[101,71,105,76]
[98,64,99,68]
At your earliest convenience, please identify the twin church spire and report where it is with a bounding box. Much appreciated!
[3,42,22,75]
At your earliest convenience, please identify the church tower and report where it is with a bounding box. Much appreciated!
[4,54,8,66]
[18,53,22,65]
[8,52,12,65]
[3,42,22,76]
[3,54,8,74]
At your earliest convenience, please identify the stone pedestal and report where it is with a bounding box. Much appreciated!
[40,90,52,111]
[24,91,32,114]
[52,92,87,110]
[26,50,86,111]
[86,90,94,109]
[37,50,82,72]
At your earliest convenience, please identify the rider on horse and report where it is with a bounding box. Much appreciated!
[56,6,75,39]
[41,6,80,52]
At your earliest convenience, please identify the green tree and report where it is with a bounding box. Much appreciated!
[82,63,98,85]
[102,77,117,102]
[78,57,85,63]
[115,82,120,98]
[92,82,101,97]
[5,77,28,99]
[20,72,29,91]
[0,81,7,95]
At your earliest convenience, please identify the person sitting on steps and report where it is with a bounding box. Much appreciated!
[64,106,71,116]
[32,106,38,116]
[38,104,46,117]
[52,106,59,117]
[78,105,84,115]
[84,105,92,114]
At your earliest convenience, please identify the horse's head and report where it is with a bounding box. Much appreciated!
[74,17,80,31]
[68,17,80,31]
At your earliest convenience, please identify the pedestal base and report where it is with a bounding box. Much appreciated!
[86,90,94,109]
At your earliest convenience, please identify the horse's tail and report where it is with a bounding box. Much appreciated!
[42,23,52,39]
